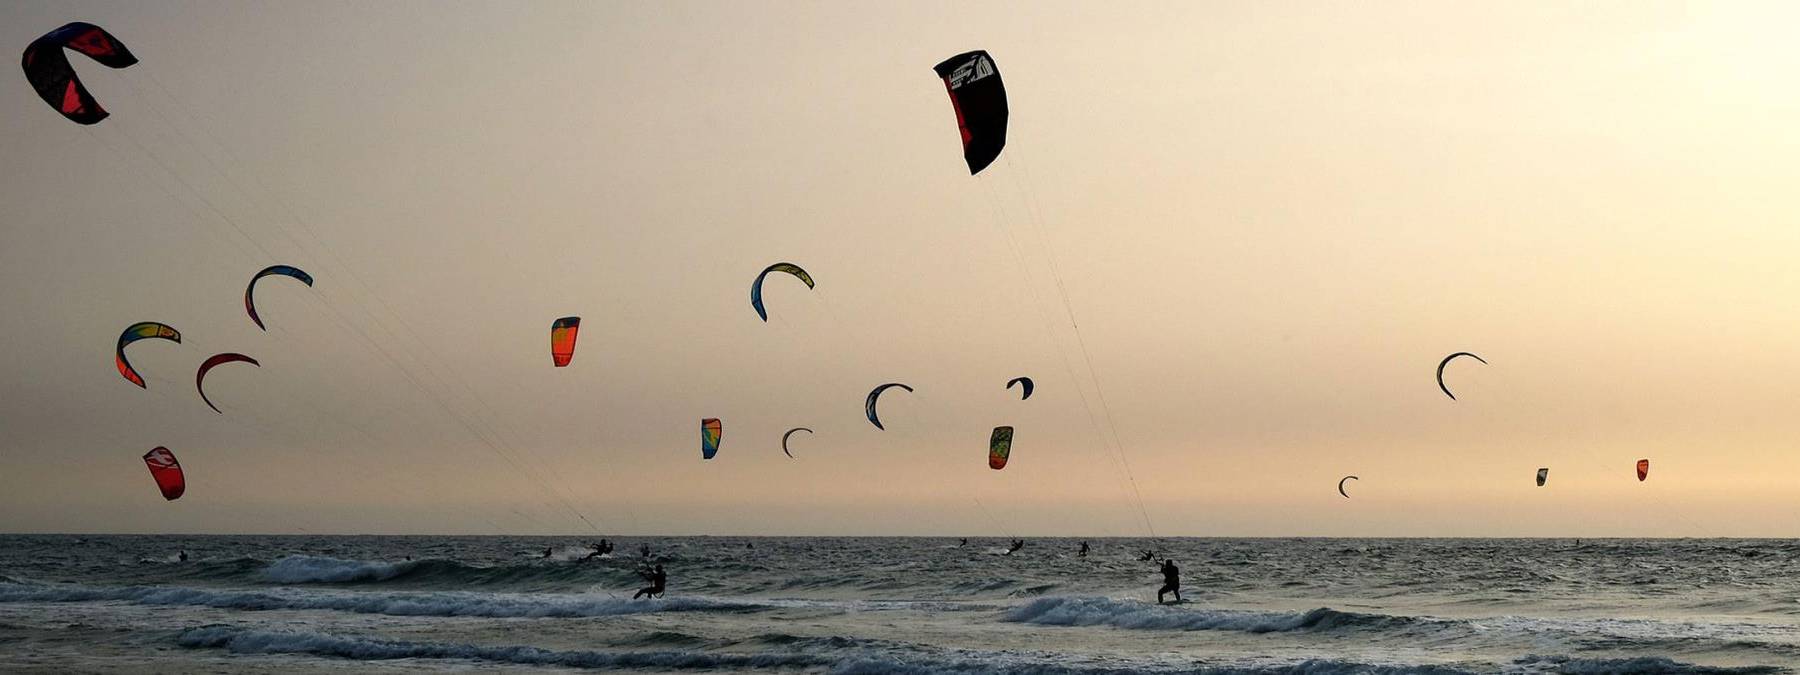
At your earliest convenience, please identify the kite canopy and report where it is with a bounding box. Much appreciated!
[932,50,1008,175]
[1536,467,1549,487]
[1006,377,1034,400]
[701,418,722,460]
[864,382,914,430]
[21,22,136,125]
[989,426,1013,470]
[781,427,811,459]
[117,322,181,388]
[142,446,184,501]
[550,317,581,367]
[244,265,314,330]
[1435,352,1487,400]
[1636,459,1650,482]
[1338,475,1359,499]
[750,263,814,322]
[196,353,260,414]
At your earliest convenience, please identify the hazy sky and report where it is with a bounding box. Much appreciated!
[5,1,1800,536]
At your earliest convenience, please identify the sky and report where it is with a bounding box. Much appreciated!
[4,1,1800,536]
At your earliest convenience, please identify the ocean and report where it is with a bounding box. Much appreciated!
[0,536,1794,673]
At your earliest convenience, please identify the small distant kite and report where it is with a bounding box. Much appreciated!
[244,265,314,330]
[1436,352,1487,400]
[1636,459,1649,482]
[21,22,136,125]
[1338,475,1358,499]
[865,383,914,430]
[117,322,180,388]
[1536,467,1549,487]
[196,353,260,414]
[781,427,811,459]
[750,263,814,322]
[701,418,722,460]
[142,446,184,501]
[1006,377,1034,400]
[932,50,1008,175]
[989,426,1013,470]
[550,317,580,367]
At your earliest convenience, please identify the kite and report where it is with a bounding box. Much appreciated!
[781,427,811,459]
[750,263,814,322]
[142,446,184,501]
[1338,475,1358,499]
[1006,377,1034,400]
[196,353,260,414]
[1536,467,1549,487]
[550,317,580,367]
[932,50,1008,175]
[1636,459,1649,482]
[701,418,722,460]
[117,322,181,388]
[21,22,136,125]
[864,382,914,430]
[1436,352,1487,400]
[244,265,314,331]
[989,426,1013,470]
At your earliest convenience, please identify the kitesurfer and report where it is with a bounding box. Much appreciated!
[1157,559,1182,604]
[177,550,187,562]
[1006,539,1025,554]
[640,543,652,558]
[1078,541,1089,557]
[958,538,968,548]
[541,547,554,559]
[583,541,608,560]
[633,563,667,599]
[1138,549,1155,562]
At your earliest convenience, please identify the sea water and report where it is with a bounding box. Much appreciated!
[0,535,1794,673]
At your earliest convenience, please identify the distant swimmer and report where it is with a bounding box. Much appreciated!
[1078,541,1089,557]
[633,563,667,599]
[1138,549,1155,562]
[1006,539,1025,555]
[746,542,754,550]
[177,550,187,562]
[1157,559,1182,604]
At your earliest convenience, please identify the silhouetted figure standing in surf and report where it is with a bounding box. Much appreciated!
[1006,539,1025,555]
[633,563,666,599]
[1078,541,1089,557]
[1157,559,1182,604]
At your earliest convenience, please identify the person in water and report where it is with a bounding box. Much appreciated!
[1006,539,1025,554]
[1138,549,1155,562]
[640,543,652,558]
[633,563,667,599]
[542,546,554,559]
[1078,541,1089,557]
[958,538,968,548]
[583,542,607,560]
[177,550,188,562]
[1157,559,1182,604]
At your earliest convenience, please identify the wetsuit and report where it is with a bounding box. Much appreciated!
[1078,542,1089,557]
[1158,560,1181,604]
[633,566,667,599]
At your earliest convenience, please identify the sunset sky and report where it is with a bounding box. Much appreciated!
[5,1,1800,536]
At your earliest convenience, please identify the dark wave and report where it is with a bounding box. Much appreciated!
[0,581,765,619]
[1004,596,1427,634]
